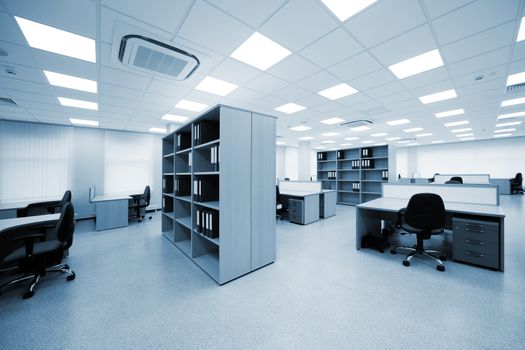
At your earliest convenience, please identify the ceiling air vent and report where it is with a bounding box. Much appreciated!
[0,97,16,106]
[340,119,373,128]
[506,83,525,94]
[118,35,199,80]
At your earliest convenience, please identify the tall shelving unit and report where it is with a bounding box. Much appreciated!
[317,145,396,205]
[161,105,276,285]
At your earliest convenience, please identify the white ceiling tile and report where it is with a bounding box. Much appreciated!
[147,78,194,98]
[271,84,311,101]
[327,51,382,81]
[245,73,288,94]
[100,83,144,101]
[376,91,415,105]
[140,93,176,107]
[442,22,515,63]
[299,28,363,68]
[345,0,426,48]
[177,0,253,56]
[0,64,46,85]
[365,81,406,99]
[206,0,287,28]
[512,41,525,61]
[180,90,221,106]
[32,49,97,78]
[100,66,151,91]
[101,0,193,34]
[314,101,344,113]
[448,47,511,77]
[259,0,338,52]
[136,101,171,114]
[209,58,262,85]
[0,112,38,123]
[226,87,266,104]
[349,69,396,91]
[399,67,450,90]
[253,95,287,109]
[432,0,519,45]
[99,103,135,115]
[294,93,331,108]
[336,93,372,108]
[99,94,137,108]
[422,0,476,19]
[267,55,319,83]
[5,0,96,39]
[295,71,340,93]
[0,40,38,67]
[453,66,506,89]
[0,12,28,46]
[370,25,436,66]
[99,118,128,130]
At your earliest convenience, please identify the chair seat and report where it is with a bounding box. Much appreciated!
[400,223,443,235]
[3,240,64,264]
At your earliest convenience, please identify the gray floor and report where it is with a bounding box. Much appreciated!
[1,196,524,349]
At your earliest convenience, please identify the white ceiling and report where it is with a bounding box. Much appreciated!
[0,0,524,149]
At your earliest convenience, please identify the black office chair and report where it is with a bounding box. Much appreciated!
[276,185,285,220]
[21,190,72,217]
[445,180,461,184]
[391,193,447,271]
[129,186,152,222]
[450,176,463,184]
[511,172,523,194]
[0,202,76,299]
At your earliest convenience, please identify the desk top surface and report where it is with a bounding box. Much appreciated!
[92,194,132,202]
[281,190,335,197]
[357,197,505,218]
[0,197,61,211]
[0,213,61,233]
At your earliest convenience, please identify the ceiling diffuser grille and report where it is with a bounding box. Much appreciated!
[0,97,16,106]
[506,83,525,94]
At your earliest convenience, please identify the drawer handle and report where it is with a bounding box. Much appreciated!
[465,239,484,246]
[465,228,484,233]
[465,251,484,258]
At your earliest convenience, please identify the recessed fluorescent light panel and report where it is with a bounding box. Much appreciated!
[15,16,96,63]
[386,137,401,141]
[444,120,469,127]
[69,118,98,127]
[418,89,457,104]
[290,125,311,131]
[321,132,339,136]
[361,140,373,144]
[451,128,471,133]
[397,140,411,144]
[351,126,370,132]
[340,143,352,146]
[149,127,167,133]
[497,111,525,119]
[506,71,525,86]
[58,97,97,110]
[460,137,475,141]
[435,108,464,118]
[321,0,377,22]
[371,133,387,137]
[320,117,345,125]
[403,127,423,133]
[175,99,208,112]
[275,103,306,114]
[416,133,432,137]
[195,76,238,96]
[162,114,189,123]
[313,146,326,150]
[456,133,474,137]
[517,16,525,42]
[386,118,410,126]
[276,141,286,146]
[431,140,444,144]
[322,140,336,144]
[344,137,359,140]
[501,97,525,107]
[318,83,358,100]
[298,136,315,140]
[230,32,291,71]
[494,133,512,138]
[494,128,516,133]
[43,70,97,93]
[388,49,444,79]
[496,121,522,127]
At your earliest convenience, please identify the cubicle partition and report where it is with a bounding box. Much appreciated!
[433,174,490,184]
[278,181,322,193]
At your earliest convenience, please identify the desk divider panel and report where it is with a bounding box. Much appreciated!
[434,174,490,184]
[279,181,321,193]
[382,183,499,206]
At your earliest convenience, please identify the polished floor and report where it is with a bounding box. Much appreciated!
[1,195,524,349]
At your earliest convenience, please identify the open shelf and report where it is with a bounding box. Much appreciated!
[193,229,220,246]
[194,138,220,149]
[174,239,191,257]
[194,171,219,175]
[193,253,219,282]
[195,201,220,211]
[176,147,191,154]
[175,195,192,203]
[175,216,191,229]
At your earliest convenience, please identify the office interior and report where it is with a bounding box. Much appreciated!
[1,0,524,348]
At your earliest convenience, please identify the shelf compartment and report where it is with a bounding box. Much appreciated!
[163,174,174,194]
[193,175,219,203]
[193,229,219,246]
[175,216,192,230]
[162,214,174,242]
[162,211,174,219]
[163,156,174,173]
[175,195,192,203]
[195,201,220,211]
[194,138,220,150]
[192,234,220,282]
[175,175,191,197]
[194,143,220,173]
[174,239,191,257]
[162,134,175,155]
[174,220,191,257]
[176,148,191,154]
[163,152,175,158]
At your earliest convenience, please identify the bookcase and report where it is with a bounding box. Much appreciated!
[317,145,396,205]
[161,105,276,284]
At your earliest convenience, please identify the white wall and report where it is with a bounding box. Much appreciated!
[284,147,298,180]
[396,136,525,178]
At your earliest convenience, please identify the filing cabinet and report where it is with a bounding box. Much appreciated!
[288,199,304,225]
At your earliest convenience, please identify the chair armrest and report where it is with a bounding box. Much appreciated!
[12,233,46,256]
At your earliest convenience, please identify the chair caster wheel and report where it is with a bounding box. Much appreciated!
[402,260,410,267]
[148,216,152,220]
[439,255,447,261]
[390,249,397,254]
[67,272,76,281]
[437,265,445,272]
[23,291,34,299]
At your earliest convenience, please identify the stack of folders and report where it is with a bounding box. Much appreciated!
[352,182,360,191]
[194,121,219,146]
[351,160,359,169]
[188,151,192,170]
[196,209,219,239]
[361,159,374,169]
[361,148,373,158]
[327,171,337,180]
[337,150,344,159]
[177,133,191,151]
[175,177,190,196]
[381,170,389,180]
[210,145,220,171]
[193,179,216,202]
[317,152,326,161]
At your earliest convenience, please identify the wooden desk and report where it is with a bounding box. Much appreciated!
[92,195,132,231]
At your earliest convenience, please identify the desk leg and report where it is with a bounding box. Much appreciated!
[96,199,128,231]
[356,208,382,250]
[499,218,505,272]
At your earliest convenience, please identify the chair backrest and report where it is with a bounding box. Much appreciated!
[445,180,461,184]
[516,173,523,184]
[144,186,151,205]
[405,193,445,232]
[55,202,75,248]
[450,176,463,184]
[60,190,72,207]
[276,185,280,202]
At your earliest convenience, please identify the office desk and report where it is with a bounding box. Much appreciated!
[356,198,505,271]
[490,178,511,195]
[280,190,336,224]
[92,195,132,231]
[0,214,60,234]
[0,197,61,219]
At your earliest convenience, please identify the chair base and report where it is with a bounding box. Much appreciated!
[391,245,446,271]
[0,263,75,299]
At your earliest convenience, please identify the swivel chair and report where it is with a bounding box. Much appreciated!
[450,176,463,184]
[511,173,523,194]
[129,186,152,222]
[276,185,286,220]
[391,193,447,271]
[0,202,76,299]
[20,190,72,217]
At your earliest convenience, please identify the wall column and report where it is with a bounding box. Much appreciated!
[297,141,311,180]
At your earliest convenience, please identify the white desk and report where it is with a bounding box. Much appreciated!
[356,197,505,271]
[490,178,511,195]
[92,195,132,231]
[280,190,336,224]
[0,214,61,233]
[0,197,61,219]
